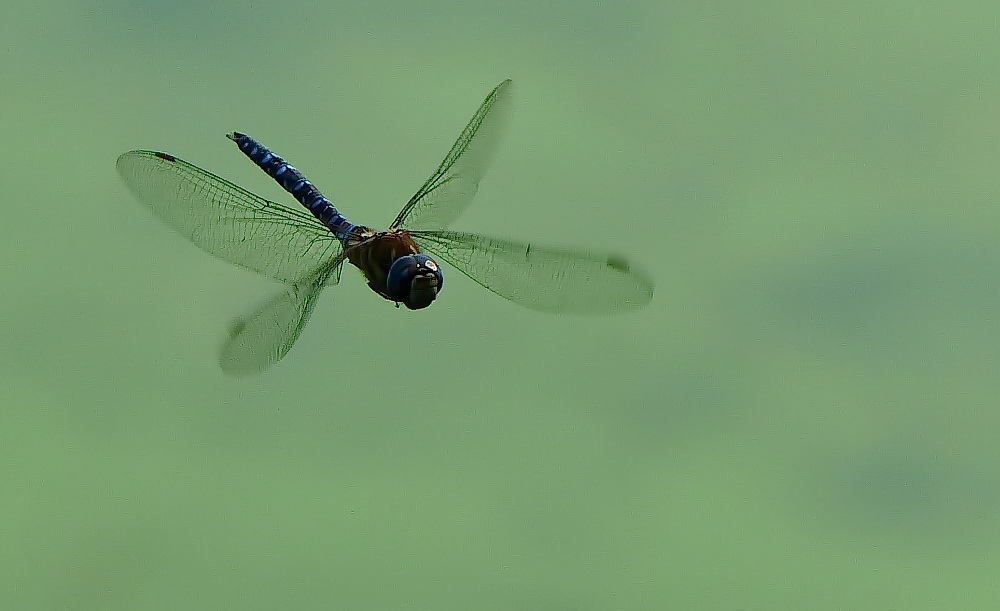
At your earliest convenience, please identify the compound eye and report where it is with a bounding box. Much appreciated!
[386,254,443,309]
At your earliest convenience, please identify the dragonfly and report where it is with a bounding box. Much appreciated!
[117,80,653,375]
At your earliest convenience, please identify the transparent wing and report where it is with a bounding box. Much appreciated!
[390,79,514,231]
[219,262,341,375]
[117,150,342,284]
[412,230,654,314]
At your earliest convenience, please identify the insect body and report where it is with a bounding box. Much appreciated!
[117,80,653,374]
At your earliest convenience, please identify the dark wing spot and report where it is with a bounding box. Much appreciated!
[228,318,246,338]
[606,256,631,273]
[154,152,177,162]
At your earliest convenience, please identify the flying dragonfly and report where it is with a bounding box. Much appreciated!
[116,80,654,375]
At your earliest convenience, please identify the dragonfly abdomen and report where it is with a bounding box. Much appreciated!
[228,132,355,240]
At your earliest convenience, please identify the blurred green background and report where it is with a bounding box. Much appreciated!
[4,0,1000,608]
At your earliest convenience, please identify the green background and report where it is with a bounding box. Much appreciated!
[4,1,1000,608]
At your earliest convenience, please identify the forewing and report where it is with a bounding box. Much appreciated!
[117,150,342,284]
[391,79,513,230]
[219,263,341,375]
[413,230,654,314]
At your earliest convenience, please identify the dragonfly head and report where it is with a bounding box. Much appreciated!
[387,254,444,310]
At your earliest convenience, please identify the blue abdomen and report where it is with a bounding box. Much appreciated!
[228,132,355,240]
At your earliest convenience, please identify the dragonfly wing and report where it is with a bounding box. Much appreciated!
[117,150,342,284]
[391,79,514,231]
[412,230,654,314]
[219,263,341,375]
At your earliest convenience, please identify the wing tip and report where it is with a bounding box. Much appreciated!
[605,255,655,307]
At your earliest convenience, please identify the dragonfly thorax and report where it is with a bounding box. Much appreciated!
[345,230,443,309]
